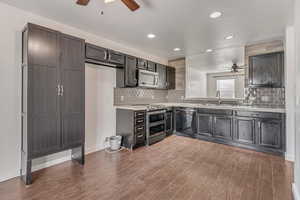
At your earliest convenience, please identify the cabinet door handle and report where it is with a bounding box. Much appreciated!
[61,85,64,96]
[57,85,61,96]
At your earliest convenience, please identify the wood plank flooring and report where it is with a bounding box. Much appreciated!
[0,135,293,200]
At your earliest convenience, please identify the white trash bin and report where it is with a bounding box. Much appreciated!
[109,136,122,151]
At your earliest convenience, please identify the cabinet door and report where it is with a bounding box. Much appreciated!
[166,66,176,89]
[27,24,61,158]
[125,56,138,87]
[107,50,125,65]
[249,52,284,88]
[147,61,156,72]
[233,117,255,144]
[137,58,147,70]
[165,111,173,135]
[256,119,282,149]
[85,43,107,62]
[156,64,167,89]
[213,116,233,140]
[197,113,213,136]
[60,34,85,149]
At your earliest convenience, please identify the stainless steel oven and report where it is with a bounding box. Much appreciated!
[138,70,159,88]
[146,110,166,145]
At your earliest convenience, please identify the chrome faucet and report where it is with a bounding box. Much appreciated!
[216,90,222,105]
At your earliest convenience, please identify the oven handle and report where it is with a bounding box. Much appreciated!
[147,110,166,115]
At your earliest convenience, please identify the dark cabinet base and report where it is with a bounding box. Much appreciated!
[175,132,284,156]
[21,145,85,185]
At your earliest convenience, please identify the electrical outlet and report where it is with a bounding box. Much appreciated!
[120,96,124,101]
[151,95,155,99]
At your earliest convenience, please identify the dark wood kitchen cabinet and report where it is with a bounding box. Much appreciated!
[233,117,255,144]
[85,43,107,62]
[165,110,174,136]
[137,58,148,70]
[248,51,284,88]
[156,64,167,89]
[197,114,213,137]
[116,55,138,87]
[147,61,156,72]
[107,50,125,65]
[212,115,233,140]
[166,66,176,89]
[176,108,285,156]
[21,23,85,185]
[116,109,146,149]
[256,118,282,149]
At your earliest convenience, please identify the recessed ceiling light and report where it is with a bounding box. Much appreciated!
[173,48,181,51]
[225,35,234,40]
[104,0,115,3]
[147,34,156,39]
[209,11,222,19]
[206,49,213,53]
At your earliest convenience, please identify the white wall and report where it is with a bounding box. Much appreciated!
[285,26,296,162]
[293,0,300,199]
[0,2,167,182]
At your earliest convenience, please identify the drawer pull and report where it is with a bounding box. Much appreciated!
[136,120,144,123]
[137,127,144,130]
[137,134,144,138]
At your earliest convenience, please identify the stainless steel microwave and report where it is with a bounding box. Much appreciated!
[138,70,159,88]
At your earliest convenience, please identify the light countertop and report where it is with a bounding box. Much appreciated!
[115,103,285,113]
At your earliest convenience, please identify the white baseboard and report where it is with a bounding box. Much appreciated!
[285,153,295,162]
[0,145,105,183]
[293,183,300,200]
[32,155,71,172]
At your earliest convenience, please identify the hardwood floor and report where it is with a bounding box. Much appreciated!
[0,135,293,200]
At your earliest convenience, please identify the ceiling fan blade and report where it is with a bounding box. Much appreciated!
[121,0,140,11]
[76,0,90,6]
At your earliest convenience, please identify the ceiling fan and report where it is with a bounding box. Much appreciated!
[223,63,245,73]
[76,0,140,11]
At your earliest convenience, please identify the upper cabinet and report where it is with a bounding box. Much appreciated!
[85,43,107,62]
[85,43,125,67]
[124,55,138,87]
[166,66,176,90]
[157,64,167,89]
[248,51,284,88]
[137,58,148,70]
[147,61,156,72]
[107,50,125,65]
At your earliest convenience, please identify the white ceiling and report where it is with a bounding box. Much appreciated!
[0,0,293,60]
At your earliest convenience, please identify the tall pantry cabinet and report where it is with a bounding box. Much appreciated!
[21,23,85,185]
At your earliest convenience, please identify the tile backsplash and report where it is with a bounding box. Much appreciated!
[114,88,285,107]
[244,88,285,106]
[114,88,168,105]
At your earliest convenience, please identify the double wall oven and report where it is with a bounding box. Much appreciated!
[146,109,166,145]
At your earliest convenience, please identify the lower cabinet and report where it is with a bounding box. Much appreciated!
[256,118,282,149]
[233,117,256,145]
[116,109,146,149]
[165,110,174,136]
[212,116,233,140]
[176,108,285,156]
[197,114,213,136]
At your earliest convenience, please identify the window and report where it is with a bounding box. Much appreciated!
[217,79,235,98]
